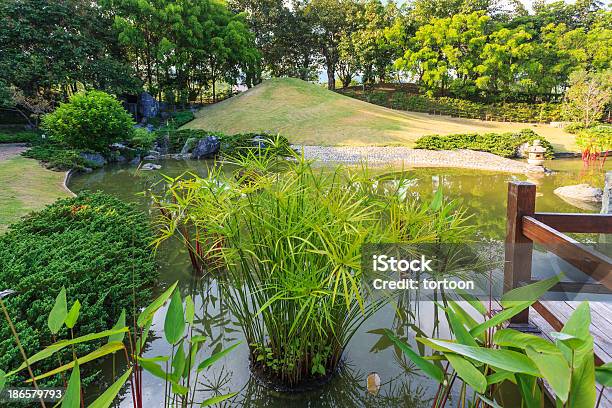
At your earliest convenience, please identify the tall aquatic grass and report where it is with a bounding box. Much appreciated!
[153,149,474,387]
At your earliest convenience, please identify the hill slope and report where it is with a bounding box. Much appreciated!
[188,78,575,151]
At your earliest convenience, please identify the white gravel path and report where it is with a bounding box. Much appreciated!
[0,143,27,161]
[293,145,532,174]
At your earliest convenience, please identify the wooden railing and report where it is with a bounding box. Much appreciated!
[504,181,612,326]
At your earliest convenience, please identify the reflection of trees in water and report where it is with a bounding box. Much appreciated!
[234,362,431,408]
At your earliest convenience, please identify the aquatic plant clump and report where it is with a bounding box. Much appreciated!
[153,155,474,387]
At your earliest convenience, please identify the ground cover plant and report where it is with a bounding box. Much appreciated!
[0,192,156,388]
[0,130,41,144]
[0,281,238,407]
[575,125,612,166]
[152,151,474,387]
[415,129,555,159]
[384,275,612,407]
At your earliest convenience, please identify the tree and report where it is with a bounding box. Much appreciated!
[563,69,611,126]
[0,0,139,106]
[306,0,361,90]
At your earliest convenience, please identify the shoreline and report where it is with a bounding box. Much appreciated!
[293,145,538,174]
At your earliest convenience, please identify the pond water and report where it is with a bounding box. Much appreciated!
[69,158,610,407]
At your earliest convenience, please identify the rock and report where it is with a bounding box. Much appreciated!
[80,152,107,167]
[116,155,128,163]
[147,150,161,157]
[191,136,220,159]
[139,92,159,119]
[554,184,603,210]
[516,142,530,159]
[129,155,141,165]
[141,163,161,171]
[143,155,159,161]
[252,135,267,149]
[180,137,198,155]
[82,167,93,173]
[111,142,128,150]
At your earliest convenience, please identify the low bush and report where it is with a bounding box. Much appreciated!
[575,125,612,162]
[0,192,156,387]
[150,110,196,131]
[415,129,555,159]
[21,144,96,171]
[130,127,157,151]
[342,90,563,123]
[563,122,587,134]
[0,130,41,144]
[42,90,135,152]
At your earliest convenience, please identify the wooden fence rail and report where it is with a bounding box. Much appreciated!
[504,181,612,326]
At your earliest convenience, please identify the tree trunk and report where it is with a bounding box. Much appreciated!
[327,65,335,91]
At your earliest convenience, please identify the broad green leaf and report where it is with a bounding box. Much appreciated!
[561,301,590,340]
[500,274,561,308]
[88,368,132,408]
[430,184,443,211]
[200,392,238,407]
[567,336,596,408]
[384,330,444,383]
[137,281,178,327]
[470,301,532,337]
[445,353,486,393]
[137,355,169,363]
[62,362,80,408]
[427,339,539,376]
[65,300,81,329]
[494,329,559,354]
[185,295,195,326]
[28,342,125,382]
[164,288,185,345]
[136,321,152,355]
[455,289,487,315]
[516,373,543,408]
[0,369,6,391]
[171,380,189,396]
[139,359,168,381]
[486,370,516,385]
[525,347,570,402]
[48,287,67,335]
[108,309,126,344]
[7,328,128,377]
[197,342,241,372]
[595,363,612,387]
[445,306,478,347]
[171,342,186,382]
[550,331,585,349]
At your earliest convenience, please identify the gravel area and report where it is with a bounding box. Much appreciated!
[293,145,533,173]
[0,143,27,161]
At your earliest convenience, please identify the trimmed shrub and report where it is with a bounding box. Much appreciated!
[42,90,135,152]
[21,144,96,171]
[342,90,563,123]
[0,130,41,144]
[0,192,156,387]
[130,127,157,150]
[415,129,555,159]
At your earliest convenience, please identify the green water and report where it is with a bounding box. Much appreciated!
[69,159,610,407]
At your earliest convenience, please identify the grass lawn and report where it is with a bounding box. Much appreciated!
[0,154,70,233]
[188,78,577,152]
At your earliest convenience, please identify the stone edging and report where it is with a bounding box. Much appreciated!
[62,169,77,197]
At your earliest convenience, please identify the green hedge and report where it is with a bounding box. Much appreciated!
[415,129,555,159]
[341,90,562,123]
[0,130,41,144]
[0,192,156,387]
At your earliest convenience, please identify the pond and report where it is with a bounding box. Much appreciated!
[69,158,611,407]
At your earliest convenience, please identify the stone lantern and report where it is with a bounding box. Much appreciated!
[527,140,546,166]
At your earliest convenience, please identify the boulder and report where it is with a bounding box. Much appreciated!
[554,184,603,210]
[141,163,161,171]
[80,152,107,167]
[191,136,220,159]
[129,155,141,165]
[143,155,159,161]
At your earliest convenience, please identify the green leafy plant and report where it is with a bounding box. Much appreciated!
[0,192,156,388]
[384,275,609,407]
[0,281,239,407]
[152,154,474,387]
[575,125,612,166]
[41,90,135,153]
[129,128,157,151]
[21,144,96,171]
[415,129,555,159]
[0,130,41,144]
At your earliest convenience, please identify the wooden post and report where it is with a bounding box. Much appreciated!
[602,171,612,215]
[504,181,536,326]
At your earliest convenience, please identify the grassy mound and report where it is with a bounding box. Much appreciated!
[187,78,575,151]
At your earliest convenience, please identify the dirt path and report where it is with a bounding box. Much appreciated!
[0,143,28,161]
